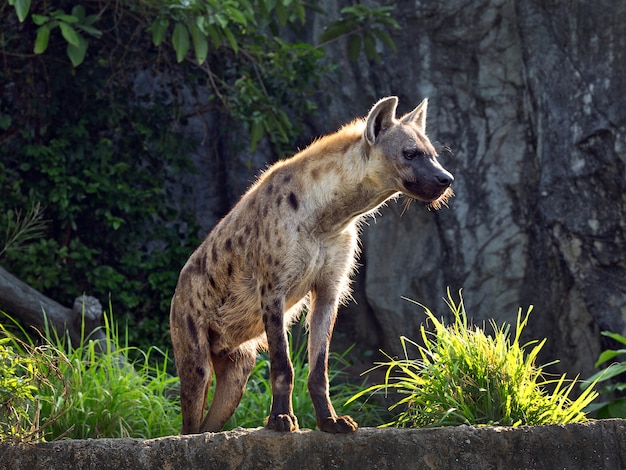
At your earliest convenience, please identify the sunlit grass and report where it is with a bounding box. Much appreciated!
[348,289,599,428]
[1,310,181,441]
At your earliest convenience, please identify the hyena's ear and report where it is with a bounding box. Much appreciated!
[400,98,428,131]
[365,96,398,145]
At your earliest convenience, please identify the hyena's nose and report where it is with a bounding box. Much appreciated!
[436,171,454,188]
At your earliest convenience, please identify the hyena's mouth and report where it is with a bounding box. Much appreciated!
[402,180,453,205]
[427,186,454,210]
[401,180,454,210]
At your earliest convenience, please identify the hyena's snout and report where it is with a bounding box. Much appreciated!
[433,166,454,190]
[404,157,454,203]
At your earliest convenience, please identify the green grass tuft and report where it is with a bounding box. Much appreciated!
[348,289,599,428]
[1,310,181,441]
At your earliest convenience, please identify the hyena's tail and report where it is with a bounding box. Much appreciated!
[170,295,212,434]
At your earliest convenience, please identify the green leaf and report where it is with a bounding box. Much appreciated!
[223,26,238,54]
[70,5,85,21]
[0,114,11,130]
[54,14,79,24]
[205,25,222,48]
[59,22,81,47]
[172,22,190,63]
[151,17,169,46]
[66,34,87,66]
[76,24,102,38]
[275,1,288,26]
[188,22,208,65]
[602,331,626,346]
[12,0,31,23]
[347,35,361,62]
[34,25,50,54]
[250,120,264,152]
[363,32,379,62]
[583,362,626,387]
[83,14,99,26]
[228,8,248,26]
[594,348,626,367]
[372,29,397,53]
[31,14,49,26]
[318,20,353,45]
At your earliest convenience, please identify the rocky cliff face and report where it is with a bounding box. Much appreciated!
[183,0,626,378]
[302,0,626,378]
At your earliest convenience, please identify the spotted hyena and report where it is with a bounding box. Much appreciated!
[170,96,454,434]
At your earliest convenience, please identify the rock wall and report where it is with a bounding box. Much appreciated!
[180,0,626,378]
[2,420,626,470]
[305,0,626,377]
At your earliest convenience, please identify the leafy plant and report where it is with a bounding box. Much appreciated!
[581,331,626,418]
[0,323,68,443]
[348,290,599,428]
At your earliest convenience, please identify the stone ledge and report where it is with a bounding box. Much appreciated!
[2,419,625,469]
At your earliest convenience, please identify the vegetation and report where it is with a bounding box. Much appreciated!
[1,0,399,353]
[0,311,380,442]
[0,328,68,442]
[582,331,626,418]
[348,290,599,428]
[1,312,181,441]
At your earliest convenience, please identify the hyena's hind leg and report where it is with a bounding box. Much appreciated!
[200,345,257,432]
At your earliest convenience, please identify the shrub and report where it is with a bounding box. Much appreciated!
[348,290,599,428]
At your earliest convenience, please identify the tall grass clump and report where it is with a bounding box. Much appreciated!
[348,290,599,428]
[0,311,181,441]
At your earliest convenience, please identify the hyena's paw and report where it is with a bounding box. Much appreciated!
[266,413,299,432]
[318,415,359,433]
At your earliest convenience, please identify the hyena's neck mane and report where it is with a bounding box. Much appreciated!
[284,119,399,234]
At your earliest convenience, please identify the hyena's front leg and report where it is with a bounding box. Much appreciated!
[263,297,299,432]
[307,288,358,433]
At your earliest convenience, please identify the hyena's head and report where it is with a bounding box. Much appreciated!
[363,96,454,208]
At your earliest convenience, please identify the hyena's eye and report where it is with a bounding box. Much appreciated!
[403,149,424,161]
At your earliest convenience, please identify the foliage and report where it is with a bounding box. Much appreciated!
[581,331,626,418]
[0,202,47,259]
[1,311,181,441]
[6,0,399,153]
[348,290,599,428]
[0,322,68,443]
[1,1,400,352]
[318,5,400,62]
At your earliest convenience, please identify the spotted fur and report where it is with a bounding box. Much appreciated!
[170,96,453,434]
